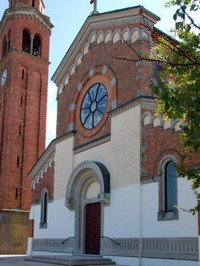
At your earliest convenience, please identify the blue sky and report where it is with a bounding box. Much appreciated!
[0,0,176,146]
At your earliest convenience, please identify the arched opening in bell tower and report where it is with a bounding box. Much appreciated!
[22,29,31,53]
[33,34,41,57]
[2,36,7,58]
[8,30,11,51]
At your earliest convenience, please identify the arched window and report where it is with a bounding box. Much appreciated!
[22,29,31,53]
[40,190,48,228]
[7,30,11,51]
[33,34,41,57]
[158,158,178,221]
[2,36,7,58]
[165,161,177,211]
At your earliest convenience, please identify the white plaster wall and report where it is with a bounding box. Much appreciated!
[74,141,111,175]
[141,178,198,238]
[74,106,141,189]
[54,137,74,200]
[110,106,141,188]
[86,181,100,198]
[31,199,74,239]
[104,184,141,238]
[53,105,141,209]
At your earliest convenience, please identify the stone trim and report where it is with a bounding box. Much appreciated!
[101,238,139,257]
[31,152,55,191]
[101,237,198,261]
[32,237,198,261]
[110,96,154,118]
[157,210,179,221]
[65,160,110,210]
[29,131,75,179]
[52,6,160,86]
[141,237,198,261]
[1,7,53,34]
[74,134,110,154]
[32,238,74,253]
[68,65,117,137]
[65,161,110,254]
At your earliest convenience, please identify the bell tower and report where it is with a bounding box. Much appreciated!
[8,0,45,13]
[0,0,53,252]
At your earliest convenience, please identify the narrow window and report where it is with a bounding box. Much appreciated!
[22,69,25,79]
[17,156,20,167]
[15,188,18,199]
[40,190,48,228]
[4,94,7,108]
[8,30,11,51]
[32,0,35,7]
[165,161,177,211]
[158,159,178,221]
[20,95,23,106]
[2,36,7,57]
[19,125,21,136]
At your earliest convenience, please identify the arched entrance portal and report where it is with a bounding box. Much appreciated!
[65,161,110,255]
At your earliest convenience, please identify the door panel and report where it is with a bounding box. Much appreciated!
[85,202,101,254]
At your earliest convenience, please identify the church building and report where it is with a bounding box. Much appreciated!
[27,3,199,266]
[0,0,53,253]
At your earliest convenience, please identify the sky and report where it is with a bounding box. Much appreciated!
[0,0,176,146]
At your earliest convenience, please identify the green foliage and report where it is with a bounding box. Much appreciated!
[152,0,200,211]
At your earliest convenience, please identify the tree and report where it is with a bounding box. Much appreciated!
[152,0,200,212]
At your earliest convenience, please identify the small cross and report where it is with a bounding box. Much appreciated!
[90,0,98,14]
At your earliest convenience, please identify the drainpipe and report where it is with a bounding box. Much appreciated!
[139,182,143,266]
[139,108,143,266]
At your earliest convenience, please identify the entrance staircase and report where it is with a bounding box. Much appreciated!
[25,255,128,266]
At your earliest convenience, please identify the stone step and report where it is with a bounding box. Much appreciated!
[25,255,120,266]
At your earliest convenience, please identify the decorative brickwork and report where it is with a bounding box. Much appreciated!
[31,162,54,205]
[0,1,53,211]
[0,0,52,254]
[56,23,157,149]
[141,106,200,181]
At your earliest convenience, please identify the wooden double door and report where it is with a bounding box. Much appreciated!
[85,202,101,255]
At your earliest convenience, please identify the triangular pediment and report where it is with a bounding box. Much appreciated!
[52,6,160,89]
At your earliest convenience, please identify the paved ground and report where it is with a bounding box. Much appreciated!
[0,255,59,266]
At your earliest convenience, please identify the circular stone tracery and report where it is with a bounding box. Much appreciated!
[80,83,108,129]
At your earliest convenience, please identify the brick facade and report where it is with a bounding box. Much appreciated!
[0,0,52,210]
[28,7,199,263]
[56,24,153,149]
[142,108,200,181]
[31,161,55,205]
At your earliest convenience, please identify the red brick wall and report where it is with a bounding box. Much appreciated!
[31,163,54,205]
[57,24,153,148]
[0,4,51,210]
[142,109,200,180]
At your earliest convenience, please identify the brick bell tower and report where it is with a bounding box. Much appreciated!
[0,0,53,253]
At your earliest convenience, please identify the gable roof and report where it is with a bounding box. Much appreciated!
[52,6,160,86]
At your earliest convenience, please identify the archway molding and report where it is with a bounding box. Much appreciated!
[65,160,110,210]
[65,160,110,254]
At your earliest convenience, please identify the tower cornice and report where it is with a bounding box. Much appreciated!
[0,5,53,37]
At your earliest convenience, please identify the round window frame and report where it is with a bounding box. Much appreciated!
[80,83,108,130]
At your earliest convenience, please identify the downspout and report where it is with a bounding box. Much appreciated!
[139,103,143,266]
